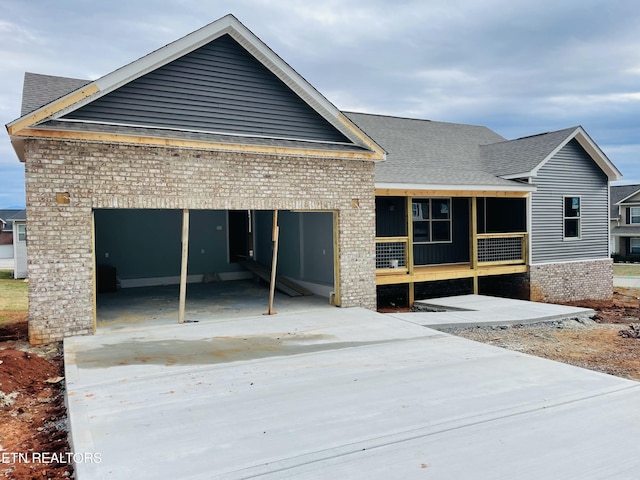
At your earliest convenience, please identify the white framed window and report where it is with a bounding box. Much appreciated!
[631,238,640,254]
[412,198,452,244]
[17,224,26,242]
[563,196,581,240]
[630,207,640,225]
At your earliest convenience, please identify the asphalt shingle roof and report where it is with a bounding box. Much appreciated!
[0,209,26,230]
[610,184,640,218]
[479,127,579,177]
[344,112,523,187]
[21,72,91,116]
[18,75,591,191]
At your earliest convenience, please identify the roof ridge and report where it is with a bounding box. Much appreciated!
[344,110,503,130]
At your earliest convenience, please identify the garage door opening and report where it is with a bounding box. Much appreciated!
[93,208,337,329]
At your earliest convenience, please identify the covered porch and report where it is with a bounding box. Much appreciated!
[375,188,530,305]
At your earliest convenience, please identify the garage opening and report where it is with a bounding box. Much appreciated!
[94,209,337,328]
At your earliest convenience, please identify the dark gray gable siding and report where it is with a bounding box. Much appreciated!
[62,35,350,143]
[531,139,609,263]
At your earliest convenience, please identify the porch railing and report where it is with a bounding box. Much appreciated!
[476,233,527,265]
[375,237,409,271]
[375,233,528,272]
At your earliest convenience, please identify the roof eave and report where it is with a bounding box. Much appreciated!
[615,188,640,205]
[530,127,622,181]
[375,182,536,193]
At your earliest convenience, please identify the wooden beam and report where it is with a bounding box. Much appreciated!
[375,263,528,286]
[408,282,415,306]
[178,209,190,324]
[15,128,382,161]
[376,189,530,198]
[406,197,414,275]
[337,113,386,160]
[7,84,100,135]
[265,210,279,315]
[471,197,479,294]
[331,211,341,306]
[91,210,97,333]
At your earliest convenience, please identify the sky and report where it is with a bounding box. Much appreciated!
[1,0,639,208]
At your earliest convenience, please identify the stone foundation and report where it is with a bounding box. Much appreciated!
[529,259,613,303]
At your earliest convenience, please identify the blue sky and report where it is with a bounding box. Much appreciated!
[2,0,639,208]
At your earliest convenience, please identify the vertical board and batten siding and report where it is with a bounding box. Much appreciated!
[63,35,350,143]
[531,139,609,263]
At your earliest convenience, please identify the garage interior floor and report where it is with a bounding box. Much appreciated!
[96,279,333,331]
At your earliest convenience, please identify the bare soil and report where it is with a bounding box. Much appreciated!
[0,321,73,479]
[0,289,638,479]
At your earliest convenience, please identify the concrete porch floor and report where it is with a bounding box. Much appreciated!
[395,294,594,329]
[65,302,640,479]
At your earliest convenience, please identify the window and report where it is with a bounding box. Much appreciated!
[412,198,451,243]
[631,238,640,254]
[17,224,26,242]
[563,196,580,239]
[631,207,640,225]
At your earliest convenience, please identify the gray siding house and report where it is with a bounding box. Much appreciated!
[5,14,621,344]
[610,184,640,257]
[348,115,620,306]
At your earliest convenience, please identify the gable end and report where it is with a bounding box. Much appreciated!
[60,34,351,144]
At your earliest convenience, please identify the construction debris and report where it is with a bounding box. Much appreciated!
[618,324,640,339]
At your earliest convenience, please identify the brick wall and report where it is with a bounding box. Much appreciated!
[529,259,613,303]
[24,138,377,343]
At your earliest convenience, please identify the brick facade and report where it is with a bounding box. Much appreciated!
[24,138,377,344]
[529,259,613,303]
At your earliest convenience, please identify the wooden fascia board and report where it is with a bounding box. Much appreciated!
[337,113,386,159]
[6,84,100,135]
[14,128,382,161]
[375,188,531,198]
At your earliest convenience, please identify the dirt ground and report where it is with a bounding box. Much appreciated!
[0,289,638,479]
[0,318,73,479]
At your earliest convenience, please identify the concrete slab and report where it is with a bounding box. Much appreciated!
[65,307,640,479]
[394,294,594,329]
[96,280,333,332]
[614,276,640,288]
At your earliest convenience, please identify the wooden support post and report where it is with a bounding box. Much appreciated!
[331,211,341,306]
[471,197,479,294]
[91,210,97,333]
[406,197,416,305]
[265,210,279,315]
[179,209,190,324]
[406,197,414,275]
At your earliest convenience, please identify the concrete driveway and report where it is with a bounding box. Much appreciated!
[65,307,640,479]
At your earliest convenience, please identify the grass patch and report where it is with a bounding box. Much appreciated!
[613,263,640,277]
[0,270,28,325]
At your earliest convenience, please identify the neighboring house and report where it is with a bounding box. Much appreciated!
[5,15,621,344]
[0,209,26,260]
[610,184,640,258]
[12,214,27,279]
